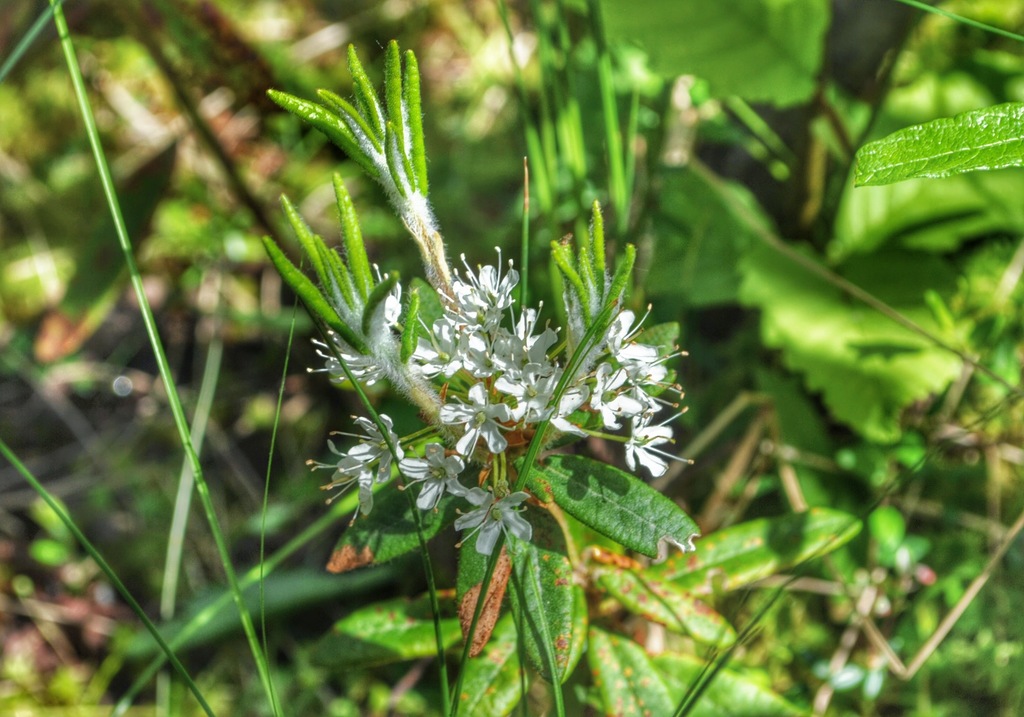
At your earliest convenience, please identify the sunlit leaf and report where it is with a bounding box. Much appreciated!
[508,508,587,682]
[458,612,523,717]
[588,626,675,716]
[594,567,736,647]
[855,102,1024,186]
[525,455,700,559]
[313,593,460,668]
[655,652,806,716]
[650,508,861,591]
[600,0,829,106]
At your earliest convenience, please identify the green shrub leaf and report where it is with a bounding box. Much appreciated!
[525,455,700,559]
[313,593,460,669]
[600,0,829,106]
[855,102,1024,186]
[588,626,675,716]
[458,612,523,717]
[508,508,587,682]
[649,508,861,591]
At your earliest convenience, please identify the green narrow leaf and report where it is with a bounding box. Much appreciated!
[311,235,356,312]
[508,508,587,682]
[326,486,459,573]
[400,288,421,363]
[315,89,384,156]
[384,41,406,156]
[590,199,607,277]
[606,243,636,308]
[855,102,1024,186]
[361,271,400,336]
[594,567,736,647]
[525,454,700,559]
[599,0,829,106]
[588,626,675,716]
[280,194,326,279]
[550,241,590,318]
[313,593,461,669]
[457,611,524,717]
[654,652,805,716]
[261,237,365,353]
[267,89,377,178]
[648,508,861,592]
[346,44,385,140]
[333,175,373,299]
[384,124,410,198]
[403,49,429,195]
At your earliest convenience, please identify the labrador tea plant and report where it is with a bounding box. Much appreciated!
[264,41,833,715]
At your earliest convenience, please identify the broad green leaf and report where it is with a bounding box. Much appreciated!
[326,487,459,573]
[508,509,587,682]
[738,242,962,442]
[525,455,700,559]
[313,593,460,669]
[458,612,523,717]
[599,0,829,106]
[649,508,861,591]
[646,168,758,306]
[855,102,1024,186]
[833,169,1024,259]
[588,626,675,716]
[655,652,806,716]
[594,568,736,647]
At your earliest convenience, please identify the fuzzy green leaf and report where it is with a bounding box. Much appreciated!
[326,488,459,573]
[315,89,383,157]
[525,455,700,559]
[600,0,829,106]
[648,508,861,591]
[508,508,587,682]
[333,174,374,300]
[400,288,421,363]
[346,44,385,141]
[384,41,406,159]
[457,612,523,717]
[595,568,736,647]
[361,271,399,336]
[313,593,460,669]
[655,652,806,716]
[403,49,429,195]
[261,236,365,353]
[738,241,963,442]
[855,102,1024,186]
[588,626,675,716]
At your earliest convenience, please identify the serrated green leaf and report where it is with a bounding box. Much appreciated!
[313,593,460,669]
[594,568,736,647]
[649,508,861,592]
[855,102,1024,186]
[458,611,523,717]
[525,455,700,559]
[654,652,806,716]
[327,488,459,573]
[738,242,962,442]
[599,0,829,106]
[508,509,587,682]
[588,626,675,716]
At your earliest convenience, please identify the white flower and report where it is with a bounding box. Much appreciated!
[590,362,646,429]
[439,383,513,456]
[495,363,559,423]
[624,416,675,478]
[455,488,533,555]
[412,317,464,378]
[451,255,519,330]
[343,415,404,483]
[550,383,591,436]
[313,333,387,385]
[399,443,465,510]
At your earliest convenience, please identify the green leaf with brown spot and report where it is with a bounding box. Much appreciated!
[508,508,587,682]
[648,508,861,591]
[458,611,523,717]
[588,626,675,716]
[594,567,736,647]
[313,593,460,668]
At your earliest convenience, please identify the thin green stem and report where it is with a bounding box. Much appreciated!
[0,438,216,717]
[893,0,1024,43]
[0,0,65,84]
[48,3,281,713]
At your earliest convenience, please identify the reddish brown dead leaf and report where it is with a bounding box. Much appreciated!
[458,547,511,657]
[326,545,374,573]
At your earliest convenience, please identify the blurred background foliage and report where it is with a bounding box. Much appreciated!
[1,0,1023,714]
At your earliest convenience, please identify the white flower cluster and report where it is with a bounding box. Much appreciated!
[311,253,682,554]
